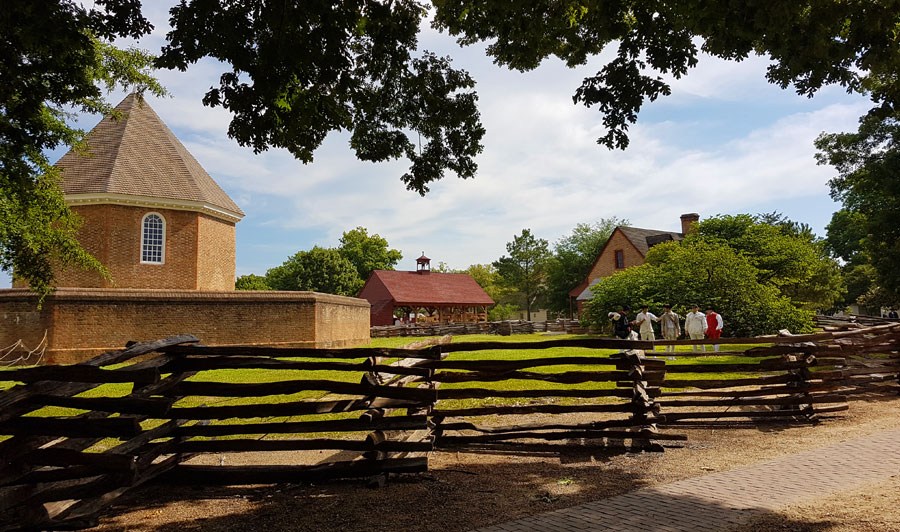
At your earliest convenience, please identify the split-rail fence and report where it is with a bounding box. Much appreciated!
[1,323,898,531]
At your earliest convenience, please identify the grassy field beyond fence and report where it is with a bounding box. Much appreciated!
[0,333,772,444]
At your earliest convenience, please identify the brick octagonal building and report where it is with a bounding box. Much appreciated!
[2,95,370,363]
[23,93,244,290]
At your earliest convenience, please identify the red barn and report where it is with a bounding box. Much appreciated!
[359,255,494,326]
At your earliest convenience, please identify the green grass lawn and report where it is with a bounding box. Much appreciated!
[0,334,772,445]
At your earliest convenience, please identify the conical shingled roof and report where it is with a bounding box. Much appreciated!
[57,93,244,221]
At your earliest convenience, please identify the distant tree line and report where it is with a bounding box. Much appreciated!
[238,206,887,336]
[235,227,401,297]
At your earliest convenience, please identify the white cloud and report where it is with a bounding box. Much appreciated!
[0,3,872,290]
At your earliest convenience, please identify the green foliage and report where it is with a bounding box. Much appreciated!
[337,227,402,281]
[247,226,402,296]
[234,274,271,291]
[493,229,551,320]
[817,112,900,302]
[582,240,813,337]
[825,209,868,266]
[1,1,165,295]
[545,218,625,314]
[158,1,484,195]
[432,1,900,150]
[265,246,360,296]
[487,303,520,321]
[431,261,454,273]
[688,214,844,310]
[460,263,509,304]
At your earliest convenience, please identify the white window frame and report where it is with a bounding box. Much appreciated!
[140,212,166,265]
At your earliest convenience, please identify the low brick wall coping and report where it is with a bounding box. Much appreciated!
[0,288,369,307]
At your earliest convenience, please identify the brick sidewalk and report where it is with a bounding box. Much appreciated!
[474,428,900,532]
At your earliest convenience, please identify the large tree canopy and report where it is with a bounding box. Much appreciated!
[6,1,900,294]
[582,239,813,337]
[1,0,164,295]
[264,246,360,296]
[337,227,403,282]
[432,0,900,150]
[158,0,485,196]
[817,112,900,306]
[687,214,844,311]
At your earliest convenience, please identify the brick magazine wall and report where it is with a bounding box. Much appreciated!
[14,205,238,291]
[14,205,201,289]
[0,289,370,364]
[586,230,646,282]
[196,214,236,290]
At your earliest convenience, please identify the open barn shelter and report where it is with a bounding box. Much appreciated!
[359,255,494,326]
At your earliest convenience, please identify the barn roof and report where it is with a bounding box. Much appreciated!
[363,271,494,306]
[56,93,244,222]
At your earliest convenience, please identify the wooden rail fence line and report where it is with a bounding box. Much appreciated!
[1,322,898,531]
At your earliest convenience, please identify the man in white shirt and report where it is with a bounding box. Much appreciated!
[684,304,708,352]
[634,305,659,351]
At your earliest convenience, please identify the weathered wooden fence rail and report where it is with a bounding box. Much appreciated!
[0,337,440,531]
[371,319,588,337]
[1,323,898,531]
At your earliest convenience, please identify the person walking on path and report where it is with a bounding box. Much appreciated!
[685,304,707,352]
[706,306,724,352]
[659,305,681,356]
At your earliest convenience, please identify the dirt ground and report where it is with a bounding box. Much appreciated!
[729,476,900,532]
[94,395,900,532]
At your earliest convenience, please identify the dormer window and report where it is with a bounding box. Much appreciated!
[141,213,165,264]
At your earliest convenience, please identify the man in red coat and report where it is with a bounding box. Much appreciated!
[705,306,724,352]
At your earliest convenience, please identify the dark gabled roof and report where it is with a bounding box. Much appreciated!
[568,225,687,300]
[363,271,494,306]
[618,226,684,256]
[57,93,244,219]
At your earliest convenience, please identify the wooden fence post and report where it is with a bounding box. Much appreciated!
[784,353,818,420]
[616,350,664,452]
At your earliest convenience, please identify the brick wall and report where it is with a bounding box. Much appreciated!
[586,229,646,283]
[314,296,373,347]
[14,205,239,291]
[21,205,200,289]
[196,214,236,290]
[0,289,370,364]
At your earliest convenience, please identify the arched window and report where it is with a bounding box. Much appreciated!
[141,213,165,264]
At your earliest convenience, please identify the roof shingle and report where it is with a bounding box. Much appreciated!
[365,271,494,306]
[57,93,243,219]
[618,226,684,256]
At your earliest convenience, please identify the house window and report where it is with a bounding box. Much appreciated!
[141,213,165,264]
[614,250,625,269]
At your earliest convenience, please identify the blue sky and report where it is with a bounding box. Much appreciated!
[1,5,868,287]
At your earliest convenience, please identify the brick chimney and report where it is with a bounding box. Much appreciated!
[680,213,700,235]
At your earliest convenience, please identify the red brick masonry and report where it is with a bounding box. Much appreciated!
[0,288,370,364]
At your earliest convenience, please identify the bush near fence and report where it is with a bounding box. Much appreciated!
[1,323,898,531]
